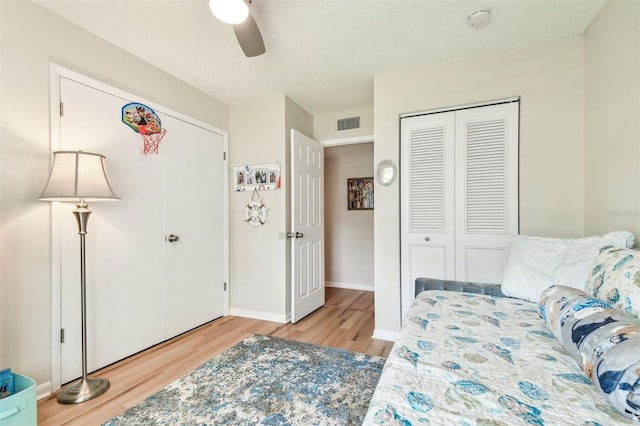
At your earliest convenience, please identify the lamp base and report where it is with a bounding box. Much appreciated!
[57,377,110,404]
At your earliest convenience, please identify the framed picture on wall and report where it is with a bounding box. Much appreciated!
[231,162,281,191]
[347,177,374,210]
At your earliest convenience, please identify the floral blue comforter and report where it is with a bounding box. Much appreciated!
[363,291,633,425]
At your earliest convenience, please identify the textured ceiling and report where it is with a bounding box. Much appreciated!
[36,0,606,115]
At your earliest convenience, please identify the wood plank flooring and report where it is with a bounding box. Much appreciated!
[37,287,393,425]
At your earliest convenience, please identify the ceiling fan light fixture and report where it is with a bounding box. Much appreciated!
[209,0,249,25]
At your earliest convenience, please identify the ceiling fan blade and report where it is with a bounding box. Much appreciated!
[233,11,265,57]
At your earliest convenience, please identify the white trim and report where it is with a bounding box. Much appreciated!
[326,281,374,292]
[372,329,399,342]
[319,135,373,147]
[229,308,289,324]
[37,382,52,400]
[48,65,62,393]
[400,96,520,119]
[223,134,230,318]
[48,63,231,392]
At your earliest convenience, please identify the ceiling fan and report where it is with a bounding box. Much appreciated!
[209,0,266,57]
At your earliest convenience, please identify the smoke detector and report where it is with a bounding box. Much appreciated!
[468,10,491,28]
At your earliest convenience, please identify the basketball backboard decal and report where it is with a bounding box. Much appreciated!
[122,102,166,155]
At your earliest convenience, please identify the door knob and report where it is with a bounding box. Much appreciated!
[295,232,304,239]
[424,236,430,242]
[167,234,179,243]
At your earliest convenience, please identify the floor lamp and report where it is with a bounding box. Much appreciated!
[40,150,120,404]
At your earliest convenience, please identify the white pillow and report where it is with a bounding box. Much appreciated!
[501,231,634,302]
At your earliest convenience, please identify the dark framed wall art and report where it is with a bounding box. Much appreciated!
[347,177,374,210]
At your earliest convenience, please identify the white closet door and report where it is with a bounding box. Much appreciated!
[400,112,455,320]
[454,103,519,283]
[59,77,165,383]
[400,101,519,321]
[164,116,225,337]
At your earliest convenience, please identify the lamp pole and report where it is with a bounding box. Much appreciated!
[57,200,110,404]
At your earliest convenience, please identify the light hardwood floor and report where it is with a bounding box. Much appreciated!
[37,287,393,425]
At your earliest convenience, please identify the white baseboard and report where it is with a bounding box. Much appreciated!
[229,307,289,323]
[37,381,52,400]
[326,281,374,292]
[372,329,399,342]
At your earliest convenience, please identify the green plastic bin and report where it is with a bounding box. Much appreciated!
[0,373,36,426]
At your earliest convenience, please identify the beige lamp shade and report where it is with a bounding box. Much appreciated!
[39,151,119,202]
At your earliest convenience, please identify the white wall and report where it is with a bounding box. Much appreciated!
[324,143,374,290]
[584,0,640,238]
[228,96,312,321]
[228,97,286,321]
[0,1,229,386]
[374,36,586,333]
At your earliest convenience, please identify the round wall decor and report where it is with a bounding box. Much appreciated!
[244,189,270,229]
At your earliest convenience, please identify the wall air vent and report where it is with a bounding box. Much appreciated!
[337,116,360,131]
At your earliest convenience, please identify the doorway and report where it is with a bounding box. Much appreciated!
[324,142,374,292]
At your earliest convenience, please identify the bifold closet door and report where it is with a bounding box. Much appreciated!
[59,77,165,384]
[400,101,519,321]
[163,116,225,337]
[400,112,456,320]
[453,103,519,284]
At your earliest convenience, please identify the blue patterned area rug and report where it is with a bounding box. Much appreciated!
[103,334,386,425]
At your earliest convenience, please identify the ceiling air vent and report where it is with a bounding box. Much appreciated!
[337,116,360,131]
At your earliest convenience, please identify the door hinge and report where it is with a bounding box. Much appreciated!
[60,328,65,343]
[59,102,64,117]
[223,152,227,161]
[224,282,227,291]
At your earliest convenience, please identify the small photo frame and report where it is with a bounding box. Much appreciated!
[255,168,268,184]
[236,170,245,186]
[347,177,374,210]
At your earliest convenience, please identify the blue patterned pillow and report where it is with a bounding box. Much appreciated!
[586,246,640,318]
[538,285,613,342]
[539,285,640,421]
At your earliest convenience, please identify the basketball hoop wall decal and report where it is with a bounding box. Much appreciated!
[121,102,167,155]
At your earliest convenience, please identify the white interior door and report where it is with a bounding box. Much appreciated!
[59,77,165,383]
[400,112,455,321]
[291,130,324,323]
[454,103,519,283]
[400,101,519,322]
[164,116,225,337]
[57,74,227,385]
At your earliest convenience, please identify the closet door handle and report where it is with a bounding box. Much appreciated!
[167,234,179,243]
[295,232,304,239]
[424,236,430,242]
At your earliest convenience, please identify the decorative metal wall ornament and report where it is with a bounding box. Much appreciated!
[243,188,270,229]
